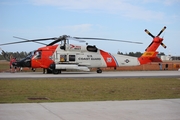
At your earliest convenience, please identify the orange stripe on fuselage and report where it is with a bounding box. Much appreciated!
[142,51,155,57]
[100,50,117,67]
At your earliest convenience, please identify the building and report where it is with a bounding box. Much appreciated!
[161,55,180,61]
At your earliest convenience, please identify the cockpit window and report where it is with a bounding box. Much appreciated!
[32,51,42,59]
[26,50,36,58]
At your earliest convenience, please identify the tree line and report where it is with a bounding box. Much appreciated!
[0,51,28,61]
[117,51,165,57]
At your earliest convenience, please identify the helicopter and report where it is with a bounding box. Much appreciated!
[0,26,167,74]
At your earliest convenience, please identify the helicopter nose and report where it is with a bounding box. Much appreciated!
[12,58,31,68]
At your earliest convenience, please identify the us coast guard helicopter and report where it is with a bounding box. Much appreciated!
[0,26,167,74]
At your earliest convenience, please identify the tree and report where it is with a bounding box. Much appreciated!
[117,51,143,57]
[117,51,123,55]
[158,52,165,56]
[0,51,28,60]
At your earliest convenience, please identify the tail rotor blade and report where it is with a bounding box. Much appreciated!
[157,26,166,37]
[145,41,153,51]
[145,29,155,38]
[161,43,167,48]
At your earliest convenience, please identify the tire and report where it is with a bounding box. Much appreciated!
[97,69,102,73]
[47,69,53,74]
[53,69,61,74]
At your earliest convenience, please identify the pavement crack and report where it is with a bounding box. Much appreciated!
[38,103,65,120]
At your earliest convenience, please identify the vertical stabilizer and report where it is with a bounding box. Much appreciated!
[138,26,166,65]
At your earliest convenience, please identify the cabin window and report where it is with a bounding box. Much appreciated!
[60,55,67,62]
[69,55,75,61]
[86,45,98,52]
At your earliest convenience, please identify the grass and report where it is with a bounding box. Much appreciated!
[0,61,9,72]
[0,60,43,72]
[0,78,180,103]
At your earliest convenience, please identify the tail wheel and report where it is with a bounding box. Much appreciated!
[97,68,102,73]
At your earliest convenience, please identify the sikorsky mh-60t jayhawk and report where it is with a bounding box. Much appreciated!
[0,26,167,74]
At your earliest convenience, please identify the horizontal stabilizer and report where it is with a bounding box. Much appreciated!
[150,57,162,62]
[138,51,162,64]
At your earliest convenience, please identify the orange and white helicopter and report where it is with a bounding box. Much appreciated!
[0,26,167,74]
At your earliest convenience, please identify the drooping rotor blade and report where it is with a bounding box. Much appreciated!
[145,29,155,38]
[13,36,47,45]
[161,43,167,48]
[157,26,166,37]
[47,35,68,46]
[0,37,57,46]
[0,40,33,46]
[22,37,58,41]
[47,39,63,46]
[72,37,143,44]
[0,48,10,61]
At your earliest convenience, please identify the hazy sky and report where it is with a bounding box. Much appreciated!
[0,0,180,55]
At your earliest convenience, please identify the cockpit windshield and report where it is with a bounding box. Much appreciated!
[32,51,41,59]
[26,50,36,58]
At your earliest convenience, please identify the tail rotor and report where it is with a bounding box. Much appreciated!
[145,26,167,51]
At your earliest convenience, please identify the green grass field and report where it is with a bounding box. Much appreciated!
[0,78,180,103]
[0,61,9,72]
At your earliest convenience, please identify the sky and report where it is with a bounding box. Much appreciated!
[0,0,180,55]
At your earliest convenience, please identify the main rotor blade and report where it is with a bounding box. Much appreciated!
[47,37,64,46]
[157,26,166,37]
[72,37,143,44]
[145,29,155,38]
[0,38,56,46]
[23,37,58,41]
[68,37,86,42]
[13,36,47,45]
[0,41,32,46]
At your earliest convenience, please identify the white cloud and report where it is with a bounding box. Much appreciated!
[30,0,167,21]
[31,0,180,6]
[142,0,180,5]
[163,0,180,6]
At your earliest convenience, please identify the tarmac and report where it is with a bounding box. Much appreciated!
[0,71,180,120]
[0,99,180,120]
[0,70,180,78]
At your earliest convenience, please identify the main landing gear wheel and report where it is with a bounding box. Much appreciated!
[53,69,61,74]
[97,68,102,73]
[31,68,36,72]
[47,69,53,74]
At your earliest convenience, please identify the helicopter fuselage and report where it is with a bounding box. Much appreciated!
[30,43,140,73]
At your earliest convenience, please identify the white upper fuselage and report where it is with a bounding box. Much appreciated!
[52,44,140,68]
